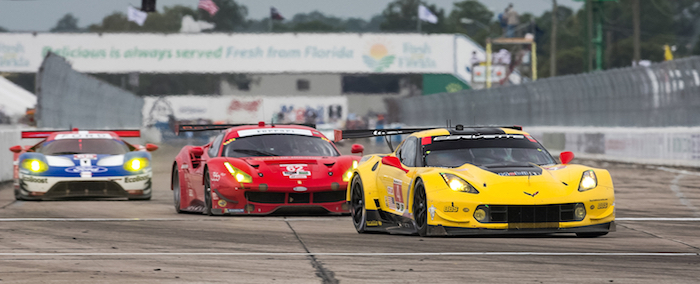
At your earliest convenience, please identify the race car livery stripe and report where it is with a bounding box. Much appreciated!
[55,133,112,140]
[237,128,313,137]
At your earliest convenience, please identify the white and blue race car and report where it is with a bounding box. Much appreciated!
[10,129,158,200]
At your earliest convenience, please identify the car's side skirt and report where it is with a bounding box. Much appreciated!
[365,209,418,235]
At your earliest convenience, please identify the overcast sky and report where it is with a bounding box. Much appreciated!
[0,0,584,32]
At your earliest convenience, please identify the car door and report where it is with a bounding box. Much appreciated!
[377,136,419,216]
[190,133,224,202]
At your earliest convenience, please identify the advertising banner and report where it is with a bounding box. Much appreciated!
[1,33,455,74]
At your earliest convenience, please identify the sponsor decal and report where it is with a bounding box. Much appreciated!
[23,176,48,183]
[363,43,395,72]
[598,202,608,209]
[211,171,222,182]
[281,164,311,179]
[226,208,244,213]
[125,175,149,183]
[218,200,227,207]
[428,205,436,221]
[180,164,188,169]
[590,205,595,209]
[65,166,108,173]
[55,133,112,140]
[222,138,236,145]
[498,171,542,176]
[386,185,394,196]
[524,191,539,197]
[238,128,313,137]
[73,154,97,160]
[434,134,524,141]
[385,196,396,210]
[81,172,92,178]
[525,135,538,143]
[392,179,405,212]
[444,205,458,213]
[366,220,383,227]
[462,207,470,213]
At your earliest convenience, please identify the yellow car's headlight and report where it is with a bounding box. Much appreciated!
[22,159,48,173]
[578,170,598,192]
[440,173,479,194]
[342,160,359,182]
[124,157,149,171]
[224,162,252,183]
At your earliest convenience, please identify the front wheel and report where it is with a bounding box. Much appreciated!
[350,174,367,233]
[413,180,428,237]
[203,171,213,216]
[172,165,182,213]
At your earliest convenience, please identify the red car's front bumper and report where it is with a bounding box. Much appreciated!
[210,187,349,215]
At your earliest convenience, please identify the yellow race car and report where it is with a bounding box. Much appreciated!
[335,125,615,237]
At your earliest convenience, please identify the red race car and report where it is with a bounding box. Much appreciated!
[171,122,363,215]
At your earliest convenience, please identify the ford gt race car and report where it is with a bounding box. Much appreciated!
[171,122,363,215]
[335,125,615,237]
[10,129,158,200]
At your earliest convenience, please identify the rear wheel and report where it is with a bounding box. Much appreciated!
[172,165,182,213]
[413,180,428,237]
[350,175,367,233]
[203,171,213,216]
[576,232,608,238]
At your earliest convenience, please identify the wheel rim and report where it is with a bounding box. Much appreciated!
[414,184,427,229]
[172,168,181,209]
[351,177,364,227]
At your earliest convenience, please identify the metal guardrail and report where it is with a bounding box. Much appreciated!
[398,56,700,127]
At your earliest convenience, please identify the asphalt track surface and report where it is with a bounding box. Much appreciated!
[1,144,700,283]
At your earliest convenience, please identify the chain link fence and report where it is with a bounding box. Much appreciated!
[397,56,700,127]
[36,53,143,129]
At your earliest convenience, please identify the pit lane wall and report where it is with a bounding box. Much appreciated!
[0,128,21,181]
[526,127,700,168]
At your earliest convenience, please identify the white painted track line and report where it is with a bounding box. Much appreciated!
[0,252,697,257]
[1,217,700,222]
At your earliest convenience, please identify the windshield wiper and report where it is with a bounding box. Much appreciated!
[232,149,279,157]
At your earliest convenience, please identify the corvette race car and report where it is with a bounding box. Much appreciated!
[171,122,363,215]
[336,125,615,237]
[10,129,158,200]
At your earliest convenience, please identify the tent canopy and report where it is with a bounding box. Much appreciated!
[0,76,36,117]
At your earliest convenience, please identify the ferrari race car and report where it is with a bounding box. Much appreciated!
[336,125,615,237]
[171,122,363,215]
[10,129,158,200]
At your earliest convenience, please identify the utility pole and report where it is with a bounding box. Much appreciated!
[551,0,558,77]
[632,0,640,65]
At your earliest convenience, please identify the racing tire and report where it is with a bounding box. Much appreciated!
[350,174,367,233]
[172,164,183,213]
[203,171,213,216]
[576,232,608,238]
[413,179,429,237]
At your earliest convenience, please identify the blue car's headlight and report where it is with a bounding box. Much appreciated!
[22,159,48,173]
[124,157,149,172]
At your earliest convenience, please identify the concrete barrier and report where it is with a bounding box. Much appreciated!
[0,128,22,181]
[527,127,700,168]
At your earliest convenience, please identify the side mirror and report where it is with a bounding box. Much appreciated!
[145,143,159,152]
[560,151,574,164]
[381,156,409,173]
[351,144,364,154]
[190,146,204,157]
[9,145,22,153]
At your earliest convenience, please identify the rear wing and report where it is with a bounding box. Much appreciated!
[333,128,433,142]
[177,123,316,135]
[21,129,140,139]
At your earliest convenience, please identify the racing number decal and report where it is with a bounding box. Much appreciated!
[393,179,405,212]
[281,164,311,179]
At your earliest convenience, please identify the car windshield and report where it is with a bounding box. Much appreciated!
[222,134,339,157]
[423,135,555,167]
[38,139,129,155]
